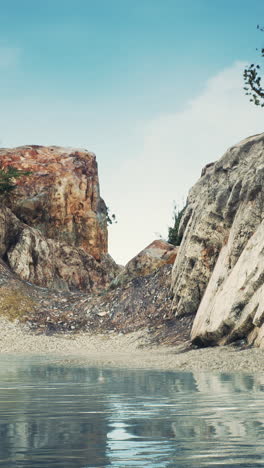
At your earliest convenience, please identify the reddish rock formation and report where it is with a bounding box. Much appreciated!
[0,146,186,340]
[0,145,107,260]
[112,239,178,287]
[0,146,120,292]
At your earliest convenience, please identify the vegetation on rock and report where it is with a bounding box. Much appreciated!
[0,286,36,321]
[0,166,31,194]
[106,206,117,225]
[244,25,264,107]
[168,204,185,246]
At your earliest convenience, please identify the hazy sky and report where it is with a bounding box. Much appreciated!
[0,0,264,264]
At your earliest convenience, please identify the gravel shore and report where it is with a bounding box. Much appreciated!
[0,319,263,373]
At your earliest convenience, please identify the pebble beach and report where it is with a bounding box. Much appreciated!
[0,318,264,374]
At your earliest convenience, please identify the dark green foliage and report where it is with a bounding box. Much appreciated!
[0,166,31,194]
[168,204,185,246]
[106,206,117,225]
[243,25,264,107]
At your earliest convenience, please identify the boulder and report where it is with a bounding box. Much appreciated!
[171,133,264,346]
[112,239,178,286]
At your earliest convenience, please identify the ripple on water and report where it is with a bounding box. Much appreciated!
[0,355,263,467]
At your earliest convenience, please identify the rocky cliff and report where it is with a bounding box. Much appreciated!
[0,145,186,344]
[171,133,264,347]
[0,145,107,259]
[1,135,264,349]
[0,146,119,292]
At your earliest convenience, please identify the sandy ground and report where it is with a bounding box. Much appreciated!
[0,318,264,373]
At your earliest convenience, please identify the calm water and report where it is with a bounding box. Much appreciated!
[0,356,263,467]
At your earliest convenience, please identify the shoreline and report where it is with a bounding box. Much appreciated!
[1,319,264,373]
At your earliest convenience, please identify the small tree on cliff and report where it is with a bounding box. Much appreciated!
[106,206,117,225]
[168,204,185,246]
[244,25,264,106]
[0,166,31,195]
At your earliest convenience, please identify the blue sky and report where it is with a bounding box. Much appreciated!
[0,0,264,263]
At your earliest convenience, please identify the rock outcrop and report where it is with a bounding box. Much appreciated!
[112,239,178,287]
[171,133,264,347]
[191,219,264,346]
[0,146,119,292]
[2,134,264,349]
[0,145,107,259]
[0,144,184,341]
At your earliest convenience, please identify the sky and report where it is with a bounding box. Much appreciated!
[0,0,264,264]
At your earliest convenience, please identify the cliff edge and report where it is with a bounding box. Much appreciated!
[171,133,264,347]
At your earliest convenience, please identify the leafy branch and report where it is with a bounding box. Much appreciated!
[106,206,117,225]
[243,25,264,107]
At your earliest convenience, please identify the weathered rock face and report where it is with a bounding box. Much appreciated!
[0,205,119,293]
[171,133,264,347]
[112,239,178,287]
[0,145,107,260]
[0,146,120,292]
[191,219,264,346]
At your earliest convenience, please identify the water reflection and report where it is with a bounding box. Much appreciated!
[0,356,263,467]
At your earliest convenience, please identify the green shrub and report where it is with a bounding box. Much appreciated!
[168,204,185,246]
[0,166,31,194]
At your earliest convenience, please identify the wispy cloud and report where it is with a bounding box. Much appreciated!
[0,60,262,265]
[0,46,21,69]
[107,62,264,264]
